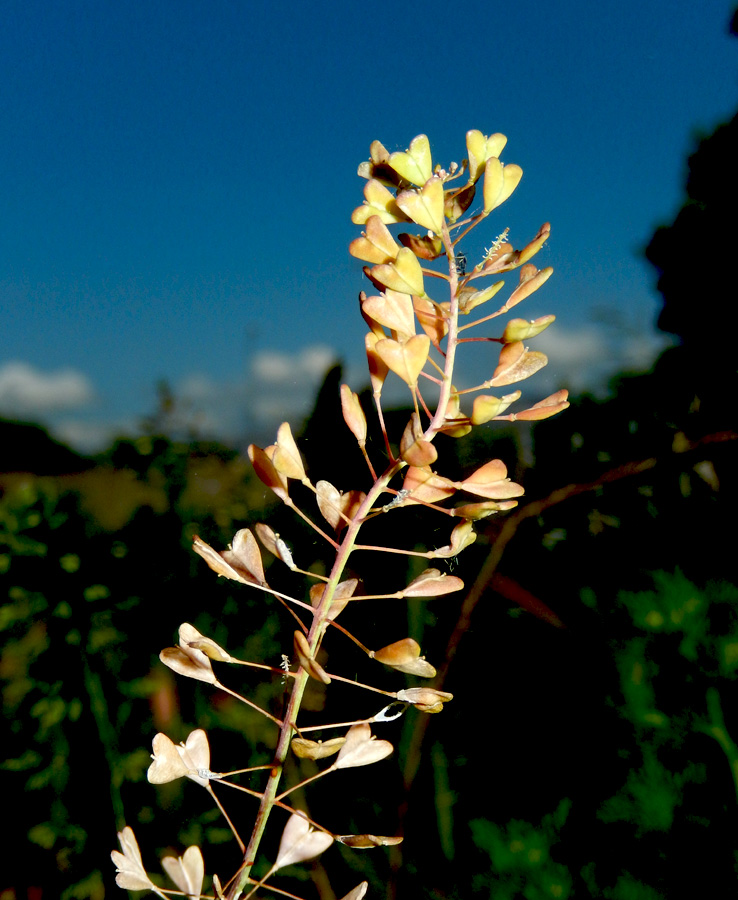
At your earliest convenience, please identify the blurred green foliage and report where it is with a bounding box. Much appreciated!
[461,570,738,900]
[470,800,573,899]
[3,349,738,900]
[0,437,284,899]
[1,367,736,900]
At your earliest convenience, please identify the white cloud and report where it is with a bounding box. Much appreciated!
[175,344,341,445]
[51,418,124,454]
[252,346,336,384]
[532,324,671,397]
[2,325,672,457]
[177,373,218,402]
[0,361,95,416]
[424,320,672,418]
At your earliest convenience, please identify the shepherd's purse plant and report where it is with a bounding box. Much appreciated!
[111,128,569,900]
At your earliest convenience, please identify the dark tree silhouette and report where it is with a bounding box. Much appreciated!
[645,10,738,429]
[0,417,92,474]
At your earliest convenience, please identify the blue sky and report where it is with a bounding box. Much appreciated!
[2,0,736,452]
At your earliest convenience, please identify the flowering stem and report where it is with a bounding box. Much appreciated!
[228,462,402,898]
[425,221,461,438]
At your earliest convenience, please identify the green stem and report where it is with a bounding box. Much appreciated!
[229,210,468,897]
[228,467,401,898]
[82,653,127,829]
[702,687,738,806]
[426,221,460,439]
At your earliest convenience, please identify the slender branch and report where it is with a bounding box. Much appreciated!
[217,682,284,728]
[226,668,310,899]
[450,212,486,246]
[318,670,397,697]
[425,220,460,438]
[207,783,246,852]
[227,460,404,897]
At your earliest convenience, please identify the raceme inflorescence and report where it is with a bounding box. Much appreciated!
[111,129,569,900]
